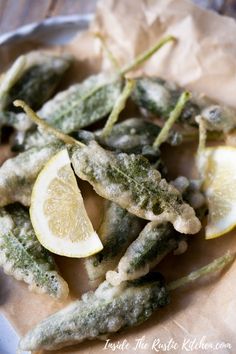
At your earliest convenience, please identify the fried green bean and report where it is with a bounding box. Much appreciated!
[106,222,185,286]
[85,202,143,281]
[0,204,69,299]
[70,140,201,234]
[19,274,169,351]
[0,142,63,207]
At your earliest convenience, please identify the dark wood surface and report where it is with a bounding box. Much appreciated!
[0,0,236,36]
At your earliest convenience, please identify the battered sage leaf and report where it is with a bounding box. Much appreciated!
[0,142,63,207]
[0,51,72,112]
[172,177,206,211]
[21,74,123,150]
[0,52,72,141]
[73,118,179,168]
[19,252,234,351]
[106,176,205,287]
[0,110,32,134]
[132,77,236,133]
[70,140,201,234]
[73,119,161,160]
[19,274,169,351]
[14,100,200,234]
[96,117,165,156]
[200,104,236,132]
[132,77,201,125]
[85,202,143,281]
[0,204,69,299]
[106,222,186,286]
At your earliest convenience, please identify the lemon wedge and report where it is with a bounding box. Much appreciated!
[198,146,236,239]
[30,149,103,257]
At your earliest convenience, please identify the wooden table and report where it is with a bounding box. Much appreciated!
[0,0,236,36]
[0,0,98,34]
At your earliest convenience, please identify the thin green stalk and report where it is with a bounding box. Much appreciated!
[167,251,235,291]
[101,79,136,138]
[95,32,121,74]
[197,115,207,155]
[153,91,191,149]
[121,35,176,75]
[13,100,84,147]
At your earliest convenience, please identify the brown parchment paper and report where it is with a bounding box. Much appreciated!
[1,1,236,353]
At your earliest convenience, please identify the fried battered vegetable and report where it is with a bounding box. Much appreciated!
[73,118,179,167]
[200,105,236,133]
[85,202,143,281]
[17,35,175,150]
[171,176,205,211]
[0,204,69,299]
[19,274,169,351]
[97,118,181,151]
[105,176,206,287]
[37,74,122,132]
[132,77,236,133]
[70,140,201,234]
[19,252,234,352]
[97,118,162,152]
[85,91,189,282]
[0,142,63,207]
[72,119,162,161]
[0,51,72,112]
[19,74,123,150]
[132,77,200,124]
[0,52,72,139]
[0,110,32,134]
[14,100,201,234]
[106,222,185,286]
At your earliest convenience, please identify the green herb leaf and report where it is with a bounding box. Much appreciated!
[85,202,143,281]
[19,275,168,351]
[0,52,72,112]
[0,142,63,207]
[70,140,201,234]
[0,204,68,299]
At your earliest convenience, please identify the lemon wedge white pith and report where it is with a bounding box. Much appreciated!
[198,146,236,239]
[30,149,103,257]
